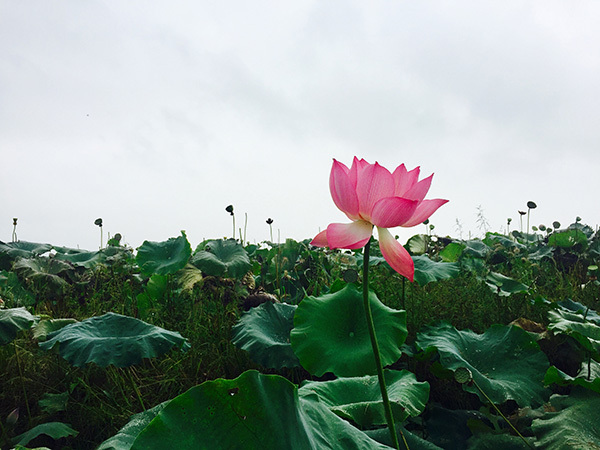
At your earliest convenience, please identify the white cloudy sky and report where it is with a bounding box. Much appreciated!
[1,1,599,251]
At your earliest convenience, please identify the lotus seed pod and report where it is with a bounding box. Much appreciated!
[454,367,472,384]
[226,205,234,215]
[553,221,561,229]
[527,201,537,209]
[266,218,273,224]
[94,218,103,227]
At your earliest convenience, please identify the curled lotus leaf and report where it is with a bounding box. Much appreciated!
[136,231,191,277]
[0,307,38,345]
[299,369,429,428]
[39,312,190,367]
[231,301,300,369]
[191,239,251,279]
[290,284,407,377]
[413,255,460,286]
[416,322,549,407]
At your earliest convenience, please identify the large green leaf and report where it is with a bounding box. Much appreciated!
[231,301,300,369]
[0,270,36,306]
[54,246,131,269]
[32,318,78,342]
[548,229,588,248]
[299,369,429,427]
[11,422,78,447]
[131,370,389,450]
[484,272,529,297]
[365,426,443,449]
[413,255,460,286]
[0,307,38,345]
[531,389,600,449]
[136,232,191,276]
[97,401,169,450]
[439,242,465,262]
[13,257,74,293]
[548,303,600,360]
[290,284,407,377]
[416,323,549,407]
[0,241,53,270]
[39,312,190,367]
[191,239,251,279]
[544,361,600,394]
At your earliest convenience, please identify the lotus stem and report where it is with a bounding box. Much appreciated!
[470,377,533,449]
[363,240,405,450]
[13,342,32,427]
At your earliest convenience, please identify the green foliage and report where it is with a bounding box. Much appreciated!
[531,389,600,449]
[191,238,251,279]
[39,312,190,367]
[290,284,407,377]
[0,307,38,345]
[131,370,389,450]
[299,370,429,427]
[136,231,192,277]
[11,422,78,447]
[416,322,550,407]
[231,301,300,369]
[413,255,460,286]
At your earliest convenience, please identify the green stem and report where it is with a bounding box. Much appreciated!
[471,378,533,449]
[13,342,32,427]
[363,241,405,450]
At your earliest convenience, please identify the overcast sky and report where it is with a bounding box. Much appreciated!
[2,1,599,251]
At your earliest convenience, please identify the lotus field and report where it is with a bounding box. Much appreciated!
[1,159,600,449]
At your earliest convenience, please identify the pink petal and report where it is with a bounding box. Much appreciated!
[329,160,359,219]
[393,165,420,197]
[401,199,449,227]
[370,197,419,228]
[377,227,414,281]
[348,157,370,187]
[326,221,373,249]
[310,229,329,247]
[355,162,395,220]
[403,174,433,202]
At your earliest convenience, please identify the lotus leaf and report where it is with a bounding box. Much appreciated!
[0,270,36,306]
[33,318,78,342]
[13,257,74,292]
[406,234,428,255]
[231,301,300,369]
[466,433,533,449]
[416,322,549,407]
[54,246,130,269]
[39,312,190,367]
[11,422,78,447]
[97,401,169,450]
[290,284,407,377]
[548,304,600,359]
[413,255,460,286]
[136,232,191,276]
[364,426,443,449]
[531,389,600,449]
[0,241,53,270]
[0,307,38,344]
[463,240,491,258]
[176,264,204,293]
[131,370,389,450]
[439,242,465,262]
[299,369,429,427]
[544,361,600,394]
[191,239,251,279]
[548,229,588,248]
[485,272,529,296]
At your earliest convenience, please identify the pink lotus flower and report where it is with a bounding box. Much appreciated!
[312,157,448,281]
